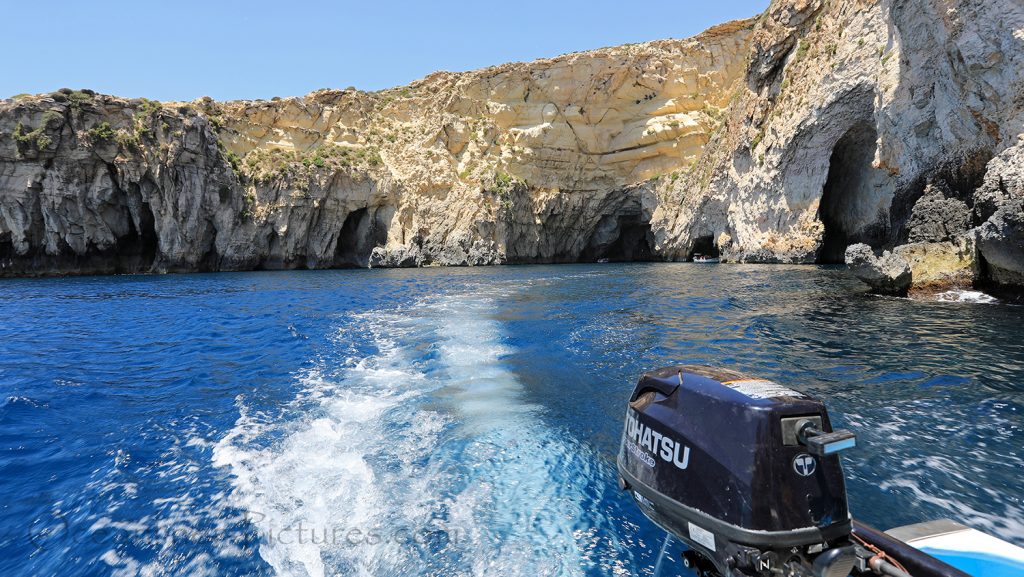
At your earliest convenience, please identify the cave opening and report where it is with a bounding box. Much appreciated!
[334,207,387,268]
[689,235,719,259]
[0,232,13,261]
[114,199,158,273]
[817,122,891,263]
[582,214,656,263]
[0,232,15,274]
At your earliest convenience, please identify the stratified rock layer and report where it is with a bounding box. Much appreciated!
[0,22,751,275]
[2,0,1024,292]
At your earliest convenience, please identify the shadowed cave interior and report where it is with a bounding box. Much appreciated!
[581,214,656,262]
[818,122,891,263]
[689,235,719,259]
[335,208,388,268]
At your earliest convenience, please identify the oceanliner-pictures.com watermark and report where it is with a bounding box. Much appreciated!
[27,509,471,552]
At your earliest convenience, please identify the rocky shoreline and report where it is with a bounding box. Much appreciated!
[845,140,1024,298]
[2,0,1023,296]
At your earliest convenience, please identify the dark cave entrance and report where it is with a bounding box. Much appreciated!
[0,232,14,262]
[607,219,655,261]
[114,196,159,273]
[817,122,891,263]
[689,235,719,259]
[582,214,656,262]
[334,208,386,267]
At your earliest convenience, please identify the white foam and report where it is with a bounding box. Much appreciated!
[77,423,249,577]
[933,290,999,304]
[213,292,616,577]
[863,398,1024,546]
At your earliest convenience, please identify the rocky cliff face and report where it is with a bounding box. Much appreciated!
[651,0,1024,294]
[0,22,750,275]
[2,0,1023,293]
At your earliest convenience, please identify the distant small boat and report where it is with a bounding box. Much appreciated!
[597,258,610,263]
[692,254,720,263]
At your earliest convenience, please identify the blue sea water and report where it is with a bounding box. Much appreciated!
[0,263,1021,577]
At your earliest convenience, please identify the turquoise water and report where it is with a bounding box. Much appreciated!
[0,264,1021,576]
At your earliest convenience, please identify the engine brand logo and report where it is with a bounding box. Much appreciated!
[793,453,816,477]
[624,410,690,470]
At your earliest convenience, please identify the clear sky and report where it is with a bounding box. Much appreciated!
[6,0,769,102]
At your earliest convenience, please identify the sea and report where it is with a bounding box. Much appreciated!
[0,263,1021,577]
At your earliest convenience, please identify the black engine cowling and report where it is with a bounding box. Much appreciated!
[617,366,859,577]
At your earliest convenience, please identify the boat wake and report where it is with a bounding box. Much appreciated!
[213,288,627,577]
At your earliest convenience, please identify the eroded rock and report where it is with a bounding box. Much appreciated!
[971,140,1024,289]
[845,243,912,295]
[907,182,973,244]
[894,237,978,293]
[977,199,1024,288]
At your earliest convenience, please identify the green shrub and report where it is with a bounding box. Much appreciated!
[114,128,140,149]
[796,39,810,60]
[40,110,63,127]
[364,147,382,166]
[67,91,93,109]
[35,133,52,149]
[136,98,163,118]
[751,130,764,150]
[88,122,115,142]
[491,170,521,198]
[12,120,54,152]
[241,189,256,219]
[218,145,242,175]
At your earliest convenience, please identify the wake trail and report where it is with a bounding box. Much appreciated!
[213,287,626,577]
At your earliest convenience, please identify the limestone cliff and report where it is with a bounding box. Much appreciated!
[651,0,1024,294]
[2,0,1023,294]
[0,22,751,274]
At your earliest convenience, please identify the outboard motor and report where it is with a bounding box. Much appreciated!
[617,366,860,577]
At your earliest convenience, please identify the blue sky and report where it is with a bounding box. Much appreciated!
[6,0,769,101]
